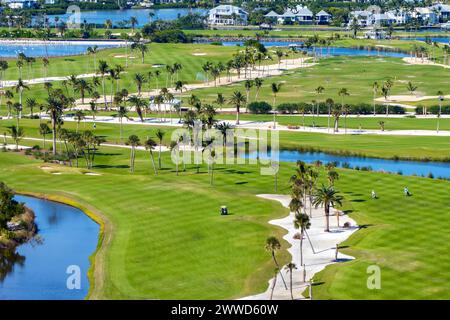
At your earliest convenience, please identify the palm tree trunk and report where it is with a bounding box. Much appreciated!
[269,271,277,300]
[325,204,330,232]
[52,117,57,156]
[272,253,288,290]
[149,151,157,175]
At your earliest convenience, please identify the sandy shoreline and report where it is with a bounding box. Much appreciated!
[240,194,358,300]
[0,39,125,46]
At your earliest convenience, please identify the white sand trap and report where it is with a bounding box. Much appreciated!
[114,55,136,59]
[192,53,207,56]
[84,172,101,176]
[240,194,358,300]
[403,57,450,69]
[3,144,32,150]
[51,172,62,175]
[40,166,52,170]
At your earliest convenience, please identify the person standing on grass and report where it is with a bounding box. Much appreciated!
[404,187,410,197]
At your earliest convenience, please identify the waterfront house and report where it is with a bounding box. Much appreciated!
[414,7,438,25]
[431,4,450,22]
[316,10,331,24]
[208,5,248,26]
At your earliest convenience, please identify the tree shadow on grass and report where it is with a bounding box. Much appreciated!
[235,181,248,185]
[222,169,252,175]
[93,164,129,169]
[351,199,366,203]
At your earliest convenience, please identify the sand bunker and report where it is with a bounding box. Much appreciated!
[114,55,136,59]
[192,53,207,56]
[84,172,101,176]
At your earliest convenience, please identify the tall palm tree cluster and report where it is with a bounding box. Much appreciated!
[265,161,343,299]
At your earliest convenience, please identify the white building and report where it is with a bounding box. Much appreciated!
[414,7,438,25]
[270,5,314,24]
[316,10,331,24]
[349,10,371,27]
[208,5,248,26]
[431,4,450,22]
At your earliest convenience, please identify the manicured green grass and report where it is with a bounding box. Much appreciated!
[0,146,293,299]
[1,118,450,160]
[311,170,450,299]
[188,56,450,106]
[278,130,450,161]
[0,139,448,299]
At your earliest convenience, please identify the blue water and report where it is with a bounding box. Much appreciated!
[221,41,409,57]
[404,37,450,44]
[0,42,121,58]
[252,150,450,179]
[45,8,207,27]
[0,195,99,300]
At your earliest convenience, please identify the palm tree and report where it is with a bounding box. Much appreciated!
[254,77,263,100]
[437,91,444,133]
[314,85,324,117]
[271,83,282,129]
[293,212,310,266]
[265,236,288,290]
[42,57,49,81]
[372,82,379,116]
[284,263,297,300]
[114,106,129,142]
[349,17,361,38]
[131,42,148,64]
[8,126,24,150]
[229,91,246,125]
[328,170,339,186]
[74,79,92,104]
[406,81,417,96]
[39,123,51,149]
[74,110,85,132]
[46,91,67,155]
[133,73,145,96]
[214,93,225,111]
[14,79,29,118]
[97,60,109,108]
[155,129,165,169]
[144,137,158,175]
[87,45,98,72]
[128,95,146,122]
[12,103,22,129]
[312,185,344,232]
[126,135,140,173]
[244,80,253,113]
[129,16,138,32]
[25,98,37,117]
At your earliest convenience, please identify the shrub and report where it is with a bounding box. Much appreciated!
[248,101,272,114]
[277,103,299,114]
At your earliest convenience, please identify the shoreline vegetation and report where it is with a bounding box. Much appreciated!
[0,183,37,250]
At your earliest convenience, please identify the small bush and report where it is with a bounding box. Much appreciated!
[248,101,272,114]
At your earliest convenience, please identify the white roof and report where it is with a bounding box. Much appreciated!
[265,10,280,18]
[209,5,248,16]
[415,7,434,14]
[293,5,313,16]
[432,4,450,13]
[351,10,371,17]
[281,10,297,18]
[316,10,331,17]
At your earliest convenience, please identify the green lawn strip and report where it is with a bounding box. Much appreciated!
[310,170,450,299]
[1,118,450,161]
[0,148,293,299]
[186,56,450,107]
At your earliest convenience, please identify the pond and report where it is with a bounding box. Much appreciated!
[220,41,409,58]
[45,8,207,27]
[251,150,450,179]
[0,195,99,300]
[0,40,123,58]
[401,37,450,44]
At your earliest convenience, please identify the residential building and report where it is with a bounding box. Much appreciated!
[208,5,248,26]
[316,10,331,24]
